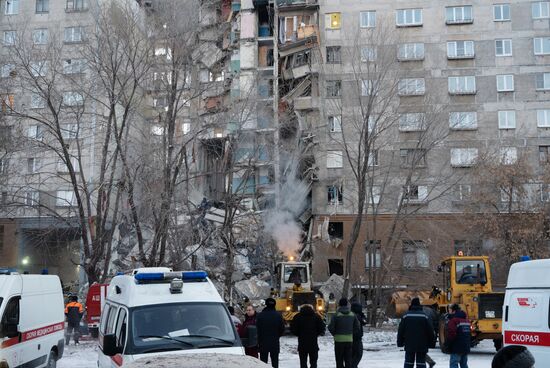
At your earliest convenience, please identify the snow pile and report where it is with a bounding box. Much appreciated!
[126,353,270,368]
[234,276,271,300]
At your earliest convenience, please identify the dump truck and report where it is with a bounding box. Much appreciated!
[391,254,504,352]
[273,261,325,324]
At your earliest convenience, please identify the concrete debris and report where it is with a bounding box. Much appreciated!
[234,276,271,300]
[192,42,224,69]
[319,273,352,302]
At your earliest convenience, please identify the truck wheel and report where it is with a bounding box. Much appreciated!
[90,328,99,339]
[46,351,57,368]
[438,317,449,354]
[494,338,503,351]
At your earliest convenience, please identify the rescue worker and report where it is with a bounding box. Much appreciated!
[328,298,361,368]
[446,305,471,368]
[350,302,367,368]
[327,293,337,324]
[65,294,84,345]
[256,298,285,368]
[238,304,259,358]
[397,297,435,368]
[492,345,535,368]
[290,304,326,368]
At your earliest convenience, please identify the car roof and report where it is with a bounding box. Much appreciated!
[507,259,550,288]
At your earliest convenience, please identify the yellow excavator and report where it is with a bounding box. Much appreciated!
[391,254,504,352]
[272,261,325,324]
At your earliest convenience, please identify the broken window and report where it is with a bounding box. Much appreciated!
[365,240,381,268]
[500,147,518,165]
[328,222,344,239]
[366,185,381,205]
[327,185,343,205]
[539,146,550,164]
[399,113,426,132]
[450,148,478,167]
[402,240,429,268]
[328,259,344,276]
[293,51,310,68]
[326,80,341,97]
[326,46,341,64]
[400,148,427,167]
[328,115,342,132]
[403,185,428,202]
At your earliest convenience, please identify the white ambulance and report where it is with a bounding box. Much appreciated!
[502,258,550,367]
[98,268,255,367]
[0,272,65,368]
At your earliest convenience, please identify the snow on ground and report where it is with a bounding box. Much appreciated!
[60,330,496,368]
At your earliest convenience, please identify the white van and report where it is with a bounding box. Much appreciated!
[503,259,550,367]
[0,272,65,368]
[98,268,255,367]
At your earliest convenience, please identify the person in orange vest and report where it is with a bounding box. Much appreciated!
[65,295,84,345]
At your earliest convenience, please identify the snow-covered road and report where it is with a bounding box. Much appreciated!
[60,330,496,368]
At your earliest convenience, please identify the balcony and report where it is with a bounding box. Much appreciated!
[277,0,318,10]
[279,25,318,56]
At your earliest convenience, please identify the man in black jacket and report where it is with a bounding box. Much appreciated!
[397,297,435,368]
[350,302,367,368]
[290,304,326,368]
[256,298,285,368]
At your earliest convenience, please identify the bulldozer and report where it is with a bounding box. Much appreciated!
[391,254,504,352]
[273,261,325,324]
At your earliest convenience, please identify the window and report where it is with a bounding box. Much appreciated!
[32,29,48,45]
[57,156,80,173]
[448,76,476,94]
[24,191,39,206]
[447,41,475,59]
[327,151,343,168]
[328,259,344,276]
[500,147,517,165]
[325,13,341,29]
[396,9,423,26]
[450,112,477,130]
[533,2,550,19]
[454,184,472,201]
[326,80,341,97]
[328,115,342,133]
[365,240,381,269]
[30,61,48,77]
[0,226,3,253]
[498,110,516,129]
[537,109,550,127]
[36,0,49,13]
[398,43,424,61]
[0,159,7,174]
[497,74,514,92]
[361,47,376,62]
[540,183,550,201]
[27,158,41,174]
[536,73,550,90]
[500,188,520,203]
[495,39,513,56]
[360,11,376,28]
[367,185,381,205]
[327,185,343,205]
[328,222,344,239]
[56,190,76,207]
[361,80,373,96]
[534,37,550,55]
[403,185,428,202]
[66,0,88,11]
[368,150,379,166]
[446,6,473,24]
[64,27,83,43]
[63,59,86,74]
[182,122,191,135]
[1,297,20,333]
[450,148,478,167]
[5,0,19,15]
[398,78,425,96]
[494,4,511,21]
[27,125,43,140]
[3,31,16,46]
[400,149,427,167]
[30,93,45,109]
[61,124,78,139]
[326,46,341,64]
[115,308,127,348]
[403,240,429,268]
[63,92,83,106]
[399,113,426,131]
[1,64,14,78]
[539,146,550,163]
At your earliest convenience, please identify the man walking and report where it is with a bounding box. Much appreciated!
[397,297,435,368]
[328,298,361,368]
[422,305,439,368]
[65,294,84,345]
[256,298,285,368]
[350,302,367,368]
[446,305,471,368]
[290,304,326,368]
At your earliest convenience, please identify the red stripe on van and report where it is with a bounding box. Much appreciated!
[0,322,64,348]
[111,354,123,367]
[504,330,550,346]
[1,336,19,348]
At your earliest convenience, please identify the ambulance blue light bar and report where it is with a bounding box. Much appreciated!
[134,271,208,283]
[182,271,208,280]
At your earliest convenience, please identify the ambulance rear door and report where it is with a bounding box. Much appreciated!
[503,289,550,367]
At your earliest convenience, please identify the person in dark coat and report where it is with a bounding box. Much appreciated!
[492,345,535,368]
[397,297,435,368]
[290,304,326,368]
[238,304,258,358]
[422,305,439,368]
[350,302,367,368]
[447,306,471,368]
[256,298,285,368]
[65,295,84,345]
[328,298,361,368]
